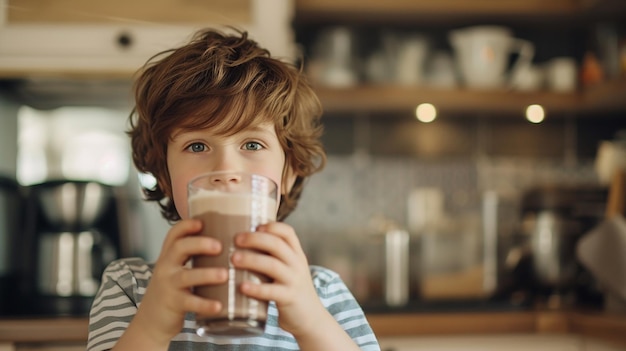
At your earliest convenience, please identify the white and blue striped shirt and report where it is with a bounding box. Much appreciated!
[87,258,381,351]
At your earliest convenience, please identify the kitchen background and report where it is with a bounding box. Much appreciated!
[288,1,626,310]
[0,0,625,319]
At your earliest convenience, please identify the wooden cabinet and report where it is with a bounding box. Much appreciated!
[0,0,295,78]
[5,0,252,25]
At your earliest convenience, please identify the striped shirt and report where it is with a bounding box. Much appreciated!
[87,257,381,351]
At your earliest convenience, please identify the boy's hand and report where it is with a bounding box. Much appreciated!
[131,219,228,347]
[231,222,326,337]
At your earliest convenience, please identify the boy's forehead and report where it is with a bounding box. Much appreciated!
[170,121,277,139]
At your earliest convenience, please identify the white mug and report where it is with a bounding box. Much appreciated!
[545,57,577,92]
[449,26,534,89]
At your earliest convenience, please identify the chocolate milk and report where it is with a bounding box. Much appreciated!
[189,190,276,337]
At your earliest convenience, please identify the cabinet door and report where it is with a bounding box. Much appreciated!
[6,0,252,24]
[0,0,295,77]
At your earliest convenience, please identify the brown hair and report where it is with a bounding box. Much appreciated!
[128,28,326,222]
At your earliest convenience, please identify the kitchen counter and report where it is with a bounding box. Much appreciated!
[0,317,87,343]
[368,309,626,347]
[1,309,626,347]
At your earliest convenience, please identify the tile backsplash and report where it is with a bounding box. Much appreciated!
[288,113,621,252]
[285,154,599,261]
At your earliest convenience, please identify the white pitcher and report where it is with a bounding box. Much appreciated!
[449,26,534,89]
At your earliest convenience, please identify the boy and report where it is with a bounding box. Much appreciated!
[87,28,380,351]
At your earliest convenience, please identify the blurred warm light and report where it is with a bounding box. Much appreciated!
[525,104,545,123]
[415,103,437,123]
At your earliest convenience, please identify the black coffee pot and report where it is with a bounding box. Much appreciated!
[16,180,121,316]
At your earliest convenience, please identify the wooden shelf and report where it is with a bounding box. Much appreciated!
[297,0,579,17]
[313,80,626,117]
[296,0,626,23]
[295,0,626,118]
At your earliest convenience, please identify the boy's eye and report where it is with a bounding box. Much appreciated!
[243,142,263,151]
[188,143,206,153]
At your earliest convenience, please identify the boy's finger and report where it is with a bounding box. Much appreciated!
[255,222,304,254]
[177,267,228,289]
[182,293,223,316]
[161,219,202,253]
[168,236,222,265]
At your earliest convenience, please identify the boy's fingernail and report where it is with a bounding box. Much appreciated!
[213,240,222,251]
[235,233,247,244]
[212,301,222,313]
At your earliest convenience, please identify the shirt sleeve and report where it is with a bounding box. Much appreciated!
[311,266,381,351]
[86,258,148,351]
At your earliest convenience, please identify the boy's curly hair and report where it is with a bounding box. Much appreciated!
[128,28,326,222]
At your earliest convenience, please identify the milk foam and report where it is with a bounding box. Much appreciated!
[189,189,277,220]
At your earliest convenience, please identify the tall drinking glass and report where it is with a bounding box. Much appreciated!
[188,171,277,337]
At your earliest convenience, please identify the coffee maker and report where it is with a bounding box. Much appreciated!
[16,180,122,316]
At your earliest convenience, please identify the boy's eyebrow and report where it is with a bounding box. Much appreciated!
[170,124,275,140]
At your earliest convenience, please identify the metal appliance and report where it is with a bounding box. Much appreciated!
[16,180,121,316]
[0,176,24,315]
[504,185,607,307]
[352,225,415,308]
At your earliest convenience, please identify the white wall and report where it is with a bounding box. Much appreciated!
[123,167,170,262]
[0,92,18,178]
